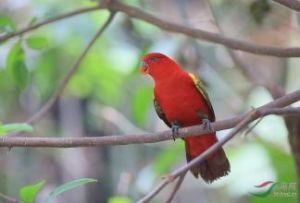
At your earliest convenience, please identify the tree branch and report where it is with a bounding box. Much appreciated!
[164,172,187,203]
[106,1,300,57]
[0,5,102,43]
[137,180,169,203]
[2,1,300,57]
[23,12,115,125]
[1,90,300,147]
[272,0,300,11]
[137,109,257,203]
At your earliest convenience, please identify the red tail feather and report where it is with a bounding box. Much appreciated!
[185,133,230,183]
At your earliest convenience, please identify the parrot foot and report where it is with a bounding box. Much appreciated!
[171,123,180,141]
[202,118,213,133]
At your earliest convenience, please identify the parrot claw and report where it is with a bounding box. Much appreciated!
[171,123,180,141]
[202,118,213,133]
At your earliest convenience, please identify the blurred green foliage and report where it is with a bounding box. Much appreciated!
[152,142,185,175]
[0,14,16,34]
[69,52,125,104]
[131,86,152,126]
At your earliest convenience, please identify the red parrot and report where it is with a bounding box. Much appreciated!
[140,52,230,183]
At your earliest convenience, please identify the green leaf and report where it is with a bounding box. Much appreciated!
[7,42,24,69]
[0,14,16,32]
[20,181,45,203]
[0,123,34,136]
[6,42,29,88]
[0,122,5,135]
[45,178,97,203]
[12,60,28,88]
[108,196,133,203]
[26,36,48,49]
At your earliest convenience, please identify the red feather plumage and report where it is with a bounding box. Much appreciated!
[141,52,230,183]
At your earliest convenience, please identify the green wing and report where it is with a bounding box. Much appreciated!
[188,73,216,122]
[154,99,171,127]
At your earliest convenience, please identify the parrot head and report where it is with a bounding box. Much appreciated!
[140,52,180,79]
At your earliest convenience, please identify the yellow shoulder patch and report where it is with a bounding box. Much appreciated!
[188,72,216,121]
[188,73,198,84]
[188,72,206,98]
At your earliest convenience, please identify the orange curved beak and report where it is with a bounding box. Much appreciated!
[140,61,149,75]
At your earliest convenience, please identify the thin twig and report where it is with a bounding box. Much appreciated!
[1,94,300,147]
[165,172,187,203]
[138,110,257,203]
[137,181,170,203]
[243,117,263,136]
[24,12,115,125]
[0,5,102,43]
[272,0,300,11]
[106,1,300,57]
[0,192,19,203]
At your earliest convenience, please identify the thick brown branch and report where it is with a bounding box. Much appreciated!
[106,1,300,57]
[24,12,115,125]
[272,0,300,11]
[0,5,102,43]
[1,90,300,147]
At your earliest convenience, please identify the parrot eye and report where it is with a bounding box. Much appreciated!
[148,56,160,64]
